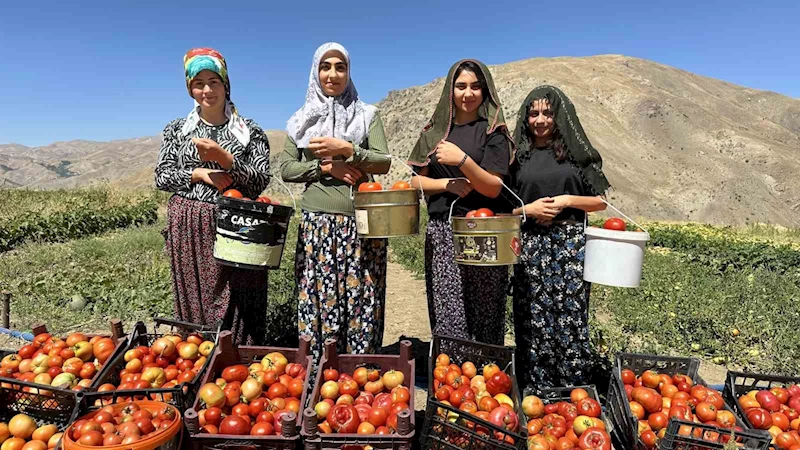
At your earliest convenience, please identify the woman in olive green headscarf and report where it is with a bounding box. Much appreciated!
[510,85,610,392]
[408,60,514,345]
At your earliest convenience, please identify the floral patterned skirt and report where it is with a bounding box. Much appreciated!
[295,211,387,362]
[512,222,591,392]
[164,194,268,345]
[425,217,509,346]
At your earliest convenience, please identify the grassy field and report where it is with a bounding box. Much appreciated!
[0,214,299,346]
[0,186,165,221]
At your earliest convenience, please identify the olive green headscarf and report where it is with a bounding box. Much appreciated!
[513,85,610,194]
[407,59,514,167]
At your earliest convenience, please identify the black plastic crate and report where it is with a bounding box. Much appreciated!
[723,371,800,449]
[421,334,526,450]
[90,317,220,410]
[0,387,82,450]
[0,376,81,425]
[608,353,700,450]
[659,419,771,450]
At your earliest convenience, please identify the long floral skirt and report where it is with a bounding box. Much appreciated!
[164,194,268,345]
[513,222,592,392]
[425,217,509,346]
[295,211,388,362]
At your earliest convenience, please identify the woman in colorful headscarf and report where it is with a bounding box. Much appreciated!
[510,85,610,391]
[407,60,515,345]
[155,48,272,344]
[280,42,391,361]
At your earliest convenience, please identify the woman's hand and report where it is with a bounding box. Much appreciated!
[434,141,467,166]
[192,168,233,192]
[192,138,233,167]
[309,137,354,159]
[513,197,562,221]
[321,160,363,185]
[444,178,473,198]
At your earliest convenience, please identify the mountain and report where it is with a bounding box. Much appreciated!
[2,55,799,226]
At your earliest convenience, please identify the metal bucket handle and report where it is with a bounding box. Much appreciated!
[599,198,648,233]
[272,170,298,211]
[348,154,425,201]
[448,179,527,223]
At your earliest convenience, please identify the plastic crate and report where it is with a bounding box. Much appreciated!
[90,317,221,410]
[420,334,526,450]
[608,353,702,450]
[535,385,616,448]
[301,338,415,450]
[0,320,126,416]
[659,418,771,450]
[0,386,83,450]
[723,371,800,450]
[183,330,313,450]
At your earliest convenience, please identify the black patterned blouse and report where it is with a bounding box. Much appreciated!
[154,117,271,203]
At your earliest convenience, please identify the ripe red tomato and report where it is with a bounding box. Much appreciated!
[368,406,389,427]
[392,386,411,405]
[485,371,511,395]
[255,197,271,204]
[79,431,104,447]
[222,189,244,198]
[474,208,495,218]
[323,368,339,382]
[219,415,251,435]
[328,404,360,433]
[747,408,774,429]
[602,217,626,231]
[250,422,274,436]
[391,181,411,190]
[232,404,251,417]
[577,397,602,418]
[358,182,383,192]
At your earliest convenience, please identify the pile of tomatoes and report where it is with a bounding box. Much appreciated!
[64,402,178,447]
[95,333,214,400]
[522,388,611,450]
[0,414,62,450]
[196,352,306,436]
[312,366,410,435]
[0,332,117,392]
[619,368,741,448]
[357,181,412,192]
[735,384,800,449]
[431,353,521,444]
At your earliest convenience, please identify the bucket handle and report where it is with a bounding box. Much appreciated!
[272,169,298,211]
[600,198,648,233]
[448,179,526,223]
[348,153,426,201]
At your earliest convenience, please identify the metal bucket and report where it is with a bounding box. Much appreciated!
[451,214,522,266]
[213,196,294,270]
[353,189,420,238]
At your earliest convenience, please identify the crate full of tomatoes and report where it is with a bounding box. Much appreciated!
[90,318,220,410]
[0,321,124,420]
[301,338,415,450]
[723,371,800,450]
[421,334,526,450]
[608,353,770,450]
[522,385,614,450]
[183,330,313,450]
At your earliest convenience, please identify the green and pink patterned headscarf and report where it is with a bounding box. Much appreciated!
[180,47,249,146]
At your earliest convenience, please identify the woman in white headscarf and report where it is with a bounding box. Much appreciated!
[280,42,391,360]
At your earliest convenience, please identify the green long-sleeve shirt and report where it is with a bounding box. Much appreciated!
[279,113,391,216]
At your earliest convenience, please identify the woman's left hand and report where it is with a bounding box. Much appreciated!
[434,141,467,166]
[192,138,233,166]
[309,137,354,159]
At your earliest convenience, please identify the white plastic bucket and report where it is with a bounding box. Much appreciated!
[583,227,650,288]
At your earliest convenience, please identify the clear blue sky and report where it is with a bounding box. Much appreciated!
[1,0,798,147]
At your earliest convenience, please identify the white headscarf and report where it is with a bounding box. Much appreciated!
[286,42,376,148]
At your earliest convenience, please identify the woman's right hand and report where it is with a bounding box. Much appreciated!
[192,168,233,192]
[513,197,562,221]
[444,178,473,198]
[321,160,363,185]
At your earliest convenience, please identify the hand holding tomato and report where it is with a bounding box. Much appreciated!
[434,141,467,167]
[321,160,362,186]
